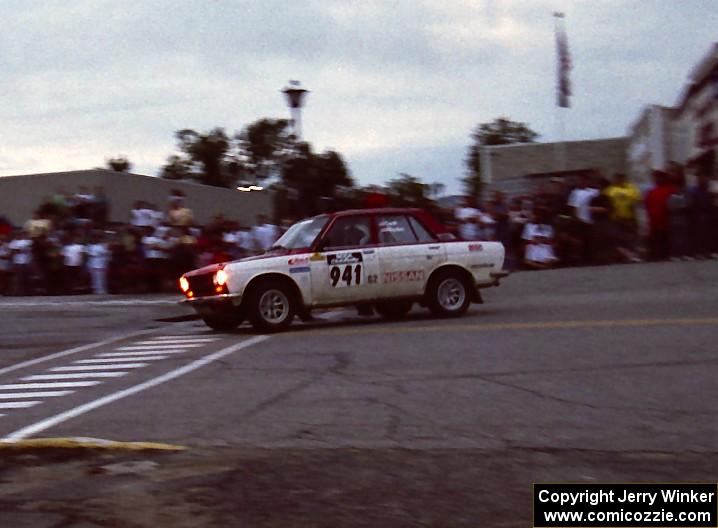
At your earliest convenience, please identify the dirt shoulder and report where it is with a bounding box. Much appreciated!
[1,446,716,527]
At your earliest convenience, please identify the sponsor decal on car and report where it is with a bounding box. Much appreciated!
[327,252,363,265]
[468,243,483,252]
[288,257,310,266]
[309,252,324,262]
[470,263,494,269]
[289,266,311,274]
[382,270,425,283]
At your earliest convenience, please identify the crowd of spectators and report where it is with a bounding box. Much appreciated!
[0,188,281,296]
[449,163,718,271]
[1,164,716,296]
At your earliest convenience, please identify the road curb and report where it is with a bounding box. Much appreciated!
[0,437,186,451]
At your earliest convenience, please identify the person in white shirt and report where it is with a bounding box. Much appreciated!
[455,197,481,240]
[8,230,33,295]
[251,215,278,253]
[0,234,11,295]
[61,235,86,294]
[522,209,559,269]
[86,232,110,295]
[142,227,171,292]
[567,174,599,263]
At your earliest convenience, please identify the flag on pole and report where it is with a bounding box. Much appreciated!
[554,12,572,108]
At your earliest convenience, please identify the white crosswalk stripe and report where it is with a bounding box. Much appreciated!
[150,335,214,340]
[97,351,187,357]
[21,372,127,381]
[0,401,41,409]
[116,344,205,350]
[0,382,101,389]
[134,339,216,345]
[75,356,168,364]
[51,364,146,372]
[0,391,73,399]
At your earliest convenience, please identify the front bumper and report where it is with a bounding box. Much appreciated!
[179,292,242,306]
[180,293,243,318]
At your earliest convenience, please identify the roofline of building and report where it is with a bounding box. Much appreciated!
[481,136,628,150]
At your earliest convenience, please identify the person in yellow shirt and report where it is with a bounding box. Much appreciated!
[604,172,643,262]
[604,173,641,227]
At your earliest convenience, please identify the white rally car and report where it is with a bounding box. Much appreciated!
[179,208,507,332]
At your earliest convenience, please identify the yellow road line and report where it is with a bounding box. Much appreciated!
[289,317,718,337]
[0,437,186,451]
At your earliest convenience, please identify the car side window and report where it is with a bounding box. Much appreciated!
[408,216,436,242]
[322,216,372,248]
[377,215,417,245]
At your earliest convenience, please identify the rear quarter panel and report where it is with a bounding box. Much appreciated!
[444,241,505,285]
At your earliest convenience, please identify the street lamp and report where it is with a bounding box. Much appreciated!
[282,80,309,140]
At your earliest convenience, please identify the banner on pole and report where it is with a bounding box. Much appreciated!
[554,13,572,108]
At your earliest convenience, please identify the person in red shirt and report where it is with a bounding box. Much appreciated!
[645,169,678,261]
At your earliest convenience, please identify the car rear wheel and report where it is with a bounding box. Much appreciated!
[426,271,471,317]
[247,281,296,332]
[374,300,413,320]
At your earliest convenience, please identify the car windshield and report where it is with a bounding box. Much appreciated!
[272,215,329,250]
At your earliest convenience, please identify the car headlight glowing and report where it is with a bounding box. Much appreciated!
[179,276,190,292]
[214,269,228,287]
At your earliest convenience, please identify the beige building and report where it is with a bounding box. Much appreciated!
[628,42,717,182]
[0,169,271,227]
[673,42,718,175]
[627,105,678,184]
[480,137,629,196]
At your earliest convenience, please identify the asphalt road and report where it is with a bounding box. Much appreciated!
[1,260,717,526]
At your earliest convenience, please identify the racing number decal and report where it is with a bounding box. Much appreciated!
[327,252,364,288]
[330,263,362,287]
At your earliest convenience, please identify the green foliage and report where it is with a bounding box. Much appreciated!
[237,119,292,182]
[463,117,539,202]
[385,173,431,207]
[280,143,353,216]
[107,156,132,172]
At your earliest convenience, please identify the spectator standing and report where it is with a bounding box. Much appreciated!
[0,234,11,295]
[455,197,482,241]
[666,166,691,260]
[567,174,599,264]
[141,227,171,292]
[522,209,559,269]
[86,232,110,295]
[687,170,716,258]
[645,170,678,261]
[8,230,33,295]
[251,215,279,252]
[61,235,86,294]
[604,173,642,260]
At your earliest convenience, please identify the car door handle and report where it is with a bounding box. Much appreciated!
[428,245,440,250]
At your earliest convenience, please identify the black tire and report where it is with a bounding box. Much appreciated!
[374,300,412,320]
[426,270,471,317]
[202,315,243,331]
[246,280,296,332]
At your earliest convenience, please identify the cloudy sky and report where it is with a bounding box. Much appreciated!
[1,0,716,193]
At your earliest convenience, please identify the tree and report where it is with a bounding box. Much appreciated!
[281,144,353,217]
[463,117,539,203]
[385,173,431,207]
[107,156,132,172]
[236,118,292,183]
[160,128,233,187]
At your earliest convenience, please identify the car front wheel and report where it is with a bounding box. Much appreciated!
[246,281,296,332]
[426,271,471,317]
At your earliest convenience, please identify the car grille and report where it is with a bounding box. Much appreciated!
[187,274,216,297]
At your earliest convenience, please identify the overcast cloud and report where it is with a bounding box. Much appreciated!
[1,0,716,193]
